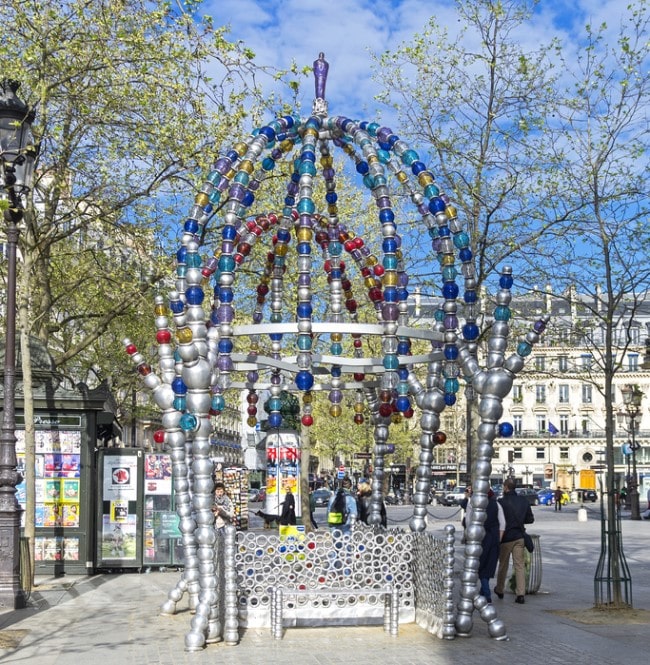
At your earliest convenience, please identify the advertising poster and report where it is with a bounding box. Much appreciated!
[101,514,137,560]
[111,500,129,522]
[102,455,139,501]
[62,504,80,527]
[144,453,172,495]
[61,479,80,503]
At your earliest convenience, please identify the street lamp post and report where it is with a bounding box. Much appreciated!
[621,384,643,521]
[0,80,36,609]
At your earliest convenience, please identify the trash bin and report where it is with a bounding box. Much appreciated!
[526,534,542,594]
[508,534,542,595]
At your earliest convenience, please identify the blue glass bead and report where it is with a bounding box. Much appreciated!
[226,149,239,162]
[378,141,391,151]
[169,299,184,314]
[499,422,514,438]
[500,273,514,289]
[330,268,342,279]
[401,149,419,165]
[388,135,399,147]
[222,225,237,240]
[268,412,283,429]
[180,414,198,431]
[445,378,459,393]
[329,241,342,256]
[453,231,470,249]
[330,342,342,355]
[438,225,450,237]
[212,394,226,411]
[397,367,409,380]
[186,253,202,268]
[306,117,320,129]
[444,345,459,360]
[219,288,233,302]
[209,190,221,204]
[282,115,295,128]
[291,171,300,182]
[383,255,398,270]
[297,198,315,214]
[218,255,235,272]
[494,305,511,321]
[397,341,410,356]
[234,171,249,186]
[270,313,282,323]
[396,396,411,412]
[423,183,439,199]
[377,149,390,163]
[428,197,446,214]
[277,228,291,243]
[207,170,221,185]
[534,319,547,334]
[382,238,397,253]
[269,333,283,341]
[259,126,276,141]
[173,397,186,411]
[299,161,316,176]
[297,242,311,255]
[434,309,445,322]
[442,265,458,281]
[302,149,316,162]
[367,122,379,136]
[284,196,295,206]
[176,246,187,263]
[267,397,282,411]
[242,191,255,207]
[363,174,374,188]
[384,287,398,302]
[442,282,459,299]
[184,218,199,234]
[218,339,233,353]
[462,322,480,340]
[297,303,313,318]
[459,248,473,262]
[172,377,187,394]
[295,370,314,391]
[379,208,395,224]
[356,161,369,175]
[444,393,457,406]
[185,286,204,305]
[383,354,399,370]
[297,335,312,350]
[326,191,338,204]
[411,161,426,175]
[517,341,532,357]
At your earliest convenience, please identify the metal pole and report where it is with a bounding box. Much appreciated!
[629,420,640,521]
[0,195,27,608]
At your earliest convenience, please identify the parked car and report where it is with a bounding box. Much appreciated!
[515,487,539,506]
[537,488,555,505]
[247,488,261,502]
[578,489,598,502]
[311,488,332,507]
[441,486,467,506]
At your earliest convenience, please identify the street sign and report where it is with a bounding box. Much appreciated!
[354,453,372,459]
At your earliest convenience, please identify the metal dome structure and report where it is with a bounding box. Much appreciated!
[124,53,548,649]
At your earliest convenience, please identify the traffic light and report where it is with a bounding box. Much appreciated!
[507,450,514,463]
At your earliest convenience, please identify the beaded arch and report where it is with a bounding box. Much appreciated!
[124,53,548,648]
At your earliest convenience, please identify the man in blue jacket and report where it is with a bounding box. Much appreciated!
[494,478,535,604]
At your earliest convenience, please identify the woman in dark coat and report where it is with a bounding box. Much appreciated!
[467,489,505,602]
[279,488,296,525]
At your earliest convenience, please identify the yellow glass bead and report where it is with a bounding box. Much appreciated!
[296,227,313,242]
[418,172,434,187]
[366,255,377,267]
[383,272,398,286]
[233,142,248,156]
[364,277,377,289]
[280,139,293,152]
[225,168,236,181]
[396,171,408,184]
[331,333,342,342]
[367,155,378,165]
[239,159,255,175]
[304,128,319,140]
[321,154,333,168]
[327,204,338,215]
[247,416,257,427]
[154,304,168,316]
[441,254,455,266]
[303,392,313,404]
[353,402,364,413]
[195,192,209,207]
[275,244,288,256]
[177,327,193,344]
[446,205,457,218]
[329,404,342,417]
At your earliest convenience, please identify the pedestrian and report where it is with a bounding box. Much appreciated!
[460,485,473,543]
[279,487,296,525]
[309,491,318,529]
[465,488,505,603]
[212,481,234,534]
[327,477,358,534]
[494,478,535,604]
[356,481,387,527]
[554,487,562,511]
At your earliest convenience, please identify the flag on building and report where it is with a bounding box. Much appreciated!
[548,422,559,435]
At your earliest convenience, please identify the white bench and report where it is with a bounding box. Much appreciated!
[270,585,399,639]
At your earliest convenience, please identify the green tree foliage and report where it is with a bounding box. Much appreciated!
[0,0,276,396]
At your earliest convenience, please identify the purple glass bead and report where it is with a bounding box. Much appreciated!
[382,303,399,321]
[534,319,547,333]
[229,183,246,202]
[444,314,458,329]
[247,371,259,383]
[271,373,282,385]
[217,304,234,323]
[217,355,234,371]
[214,158,230,174]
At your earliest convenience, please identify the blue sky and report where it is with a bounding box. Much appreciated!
[204,0,631,125]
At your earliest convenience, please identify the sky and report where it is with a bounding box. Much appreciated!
[203,0,633,126]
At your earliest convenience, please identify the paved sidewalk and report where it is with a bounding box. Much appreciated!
[0,505,648,665]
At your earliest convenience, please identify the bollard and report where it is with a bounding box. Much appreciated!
[578,507,588,522]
